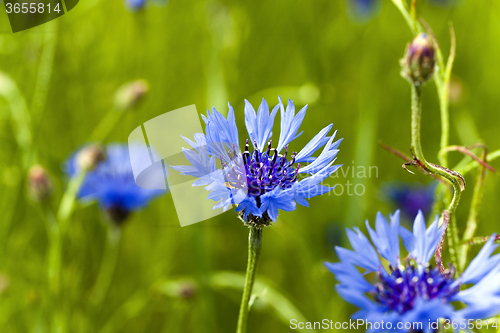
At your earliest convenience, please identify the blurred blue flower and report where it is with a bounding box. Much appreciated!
[125,0,146,11]
[125,0,169,12]
[65,144,165,224]
[325,210,500,332]
[382,181,436,221]
[345,0,457,23]
[172,97,342,225]
[346,0,380,23]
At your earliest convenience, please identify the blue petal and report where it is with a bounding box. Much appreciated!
[459,234,500,285]
[365,211,400,267]
[295,124,333,163]
[325,261,375,293]
[337,227,381,272]
[259,187,296,221]
[276,97,306,152]
[235,195,261,221]
[298,134,340,174]
[244,99,278,151]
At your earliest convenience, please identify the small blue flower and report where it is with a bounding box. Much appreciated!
[125,0,169,12]
[346,0,380,23]
[125,0,146,11]
[172,97,342,226]
[65,144,165,224]
[326,210,500,332]
[382,181,436,221]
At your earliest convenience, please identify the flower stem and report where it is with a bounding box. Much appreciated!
[459,150,487,270]
[236,227,263,333]
[89,224,121,308]
[89,107,122,143]
[410,85,461,271]
[438,87,450,168]
[48,171,86,331]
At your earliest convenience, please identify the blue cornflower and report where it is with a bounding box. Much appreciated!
[383,181,436,221]
[326,210,500,332]
[172,97,342,226]
[65,144,165,224]
[346,0,380,23]
[124,0,169,12]
[125,0,146,11]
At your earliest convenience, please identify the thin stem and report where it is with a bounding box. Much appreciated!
[459,151,487,270]
[410,85,461,271]
[465,235,500,246]
[89,225,122,308]
[438,87,450,168]
[460,149,500,175]
[391,0,419,35]
[89,107,123,143]
[48,171,86,331]
[437,26,456,168]
[57,171,87,225]
[236,227,263,333]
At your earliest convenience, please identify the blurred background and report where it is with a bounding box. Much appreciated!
[1,0,500,332]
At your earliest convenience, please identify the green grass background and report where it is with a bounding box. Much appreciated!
[1,0,500,332]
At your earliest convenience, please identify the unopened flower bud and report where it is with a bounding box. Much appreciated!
[401,33,436,86]
[178,282,196,299]
[28,165,53,202]
[114,80,149,110]
[77,145,106,172]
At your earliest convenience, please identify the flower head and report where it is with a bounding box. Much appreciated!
[65,144,165,224]
[114,80,149,110]
[28,165,53,202]
[326,210,500,332]
[172,97,342,227]
[382,181,436,221]
[76,144,106,171]
[401,33,436,86]
[346,0,380,23]
[125,0,146,11]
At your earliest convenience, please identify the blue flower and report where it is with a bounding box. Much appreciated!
[124,0,169,12]
[65,144,165,224]
[125,0,146,11]
[346,0,380,23]
[172,97,342,226]
[326,210,500,332]
[382,181,436,221]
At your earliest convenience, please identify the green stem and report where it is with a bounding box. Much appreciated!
[89,225,121,308]
[31,20,58,127]
[438,87,450,168]
[89,107,123,143]
[411,85,461,271]
[236,227,263,333]
[48,171,86,331]
[391,0,418,35]
[459,151,487,270]
[57,171,87,225]
[460,149,500,175]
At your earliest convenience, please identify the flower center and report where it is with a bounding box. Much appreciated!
[373,263,459,314]
[223,139,300,204]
